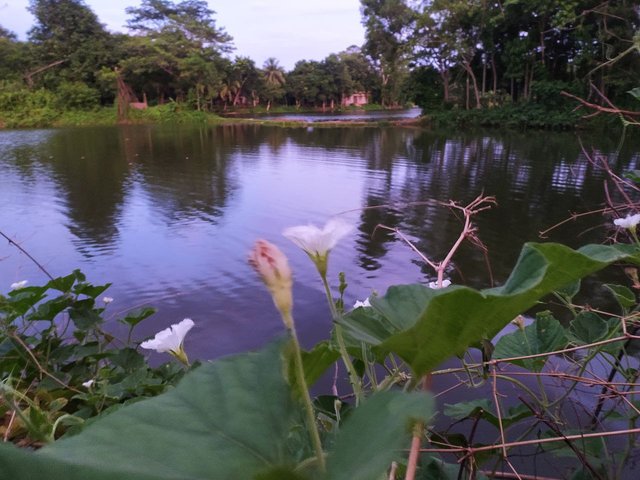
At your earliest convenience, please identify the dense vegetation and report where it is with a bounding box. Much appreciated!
[0,0,638,128]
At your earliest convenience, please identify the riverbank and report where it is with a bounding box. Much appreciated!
[0,103,425,130]
[0,102,614,131]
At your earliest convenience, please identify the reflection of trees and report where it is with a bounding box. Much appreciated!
[130,126,238,223]
[4,125,253,256]
[44,128,131,254]
[0,130,56,184]
[352,129,636,287]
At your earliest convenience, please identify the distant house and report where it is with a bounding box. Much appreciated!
[341,91,369,107]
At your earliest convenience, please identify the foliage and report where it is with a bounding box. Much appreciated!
[361,0,416,106]
[0,270,185,445]
[3,230,640,478]
[409,0,640,113]
[0,338,433,480]
[54,82,100,111]
[27,0,115,87]
[0,0,637,125]
[423,102,582,130]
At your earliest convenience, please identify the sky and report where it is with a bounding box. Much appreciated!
[0,0,366,70]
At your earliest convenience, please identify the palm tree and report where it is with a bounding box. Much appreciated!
[262,57,286,111]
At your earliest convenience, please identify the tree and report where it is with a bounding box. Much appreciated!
[262,58,286,110]
[27,0,113,87]
[226,57,261,106]
[0,26,30,82]
[123,0,233,104]
[126,0,232,51]
[360,0,415,106]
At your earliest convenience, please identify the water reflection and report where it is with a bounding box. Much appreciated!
[0,124,638,358]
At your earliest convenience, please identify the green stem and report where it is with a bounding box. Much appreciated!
[285,315,326,472]
[319,273,363,405]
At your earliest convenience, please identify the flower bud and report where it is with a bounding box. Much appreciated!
[249,240,294,324]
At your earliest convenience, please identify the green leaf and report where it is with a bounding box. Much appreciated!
[301,341,339,387]
[556,279,581,299]
[47,270,85,292]
[325,391,434,480]
[338,243,640,376]
[494,313,567,371]
[604,284,636,310]
[417,455,460,479]
[568,312,610,345]
[73,283,111,299]
[27,296,73,322]
[119,307,156,328]
[0,340,304,480]
[444,399,492,420]
[628,87,640,101]
[69,300,103,330]
[623,170,640,183]
[444,400,530,429]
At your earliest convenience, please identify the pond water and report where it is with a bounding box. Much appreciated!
[1,124,639,361]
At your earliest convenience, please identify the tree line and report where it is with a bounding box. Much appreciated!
[0,0,638,118]
[0,0,383,114]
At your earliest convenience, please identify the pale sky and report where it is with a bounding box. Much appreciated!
[0,0,366,70]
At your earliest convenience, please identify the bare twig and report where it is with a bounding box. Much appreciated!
[0,230,54,281]
[420,427,640,455]
[9,333,81,394]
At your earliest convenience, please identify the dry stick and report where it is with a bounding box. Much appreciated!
[519,397,603,480]
[402,195,496,480]
[560,91,640,117]
[457,414,481,480]
[388,462,398,480]
[3,411,16,442]
[590,333,635,430]
[0,230,54,281]
[477,471,561,480]
[502,371,640,389]
[420,427,640,455]
[538,208,610,238]
[9,333,82,394]
[491,367,522,480]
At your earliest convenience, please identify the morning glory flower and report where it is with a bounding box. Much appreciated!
[102,296,114,304]
[283,218,353,276]
[140,318,194,365]
[249,240,293,323]
[10,280,28,290]
[614,213,640,229]
[428,279,452,289]
[82,380,94,388]
[353,298,372,309]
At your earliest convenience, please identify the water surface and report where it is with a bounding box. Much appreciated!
[1,124,638,359]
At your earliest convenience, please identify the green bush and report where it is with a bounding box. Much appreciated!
[54,82,100,111]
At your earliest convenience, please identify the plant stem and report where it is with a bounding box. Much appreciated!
[285,313,326,472]
[320,273,363,405]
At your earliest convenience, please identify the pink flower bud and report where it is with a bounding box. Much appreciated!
[249,240,294,322]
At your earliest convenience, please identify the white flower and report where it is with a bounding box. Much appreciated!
[428,279,452,289]
[10,280,28,290]
[353,298,372,309]
[283,218,353,276]
[102,296,114,304]
[614,213,640,229]
[82,380,94,388]
[140,318,194,365]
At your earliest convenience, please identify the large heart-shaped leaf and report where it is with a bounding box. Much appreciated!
[0,339,439,480]
[493,313,567,371]
[0,340,303,480]
[338,243,640,376]
[325,391,434,480]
